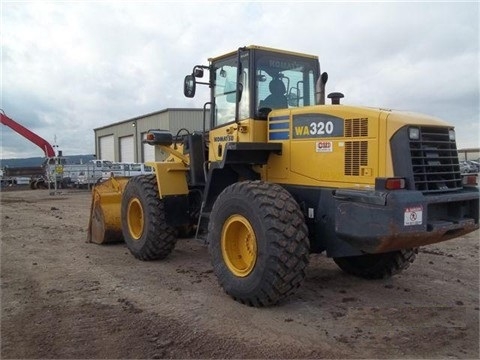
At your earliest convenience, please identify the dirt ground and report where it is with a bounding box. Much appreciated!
[1,189,479,359]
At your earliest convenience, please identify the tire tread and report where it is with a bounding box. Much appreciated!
[333,248,418,279]
[122,175,177,261]
[208,180,310,306]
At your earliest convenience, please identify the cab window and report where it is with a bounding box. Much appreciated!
[212,54,249,128]
[255,53,316,117]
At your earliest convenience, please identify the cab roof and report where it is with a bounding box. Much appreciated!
[208,45,319,63]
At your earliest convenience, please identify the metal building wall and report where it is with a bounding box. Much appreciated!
[95,121,140,162]
[94,108,207,163]
[168,108,210,134]
[131,110,170,163]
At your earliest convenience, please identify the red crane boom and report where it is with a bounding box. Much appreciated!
[0,112,56,158]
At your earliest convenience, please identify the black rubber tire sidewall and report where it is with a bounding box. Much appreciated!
[208,180,309,306]
[210,195,269,297]
[333,248,417,279]
[121,175,177,261]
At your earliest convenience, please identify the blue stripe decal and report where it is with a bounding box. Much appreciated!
[269,122,289,130]
[270,115,290,122]
[269,131,290,140]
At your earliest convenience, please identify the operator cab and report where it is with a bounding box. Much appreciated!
[184,45,328,128]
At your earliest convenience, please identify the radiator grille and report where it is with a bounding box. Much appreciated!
[345,141,368,176]
[345,118,368,137]
[410,127,462,193]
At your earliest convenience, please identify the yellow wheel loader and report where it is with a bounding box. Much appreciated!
[88,45,479,307]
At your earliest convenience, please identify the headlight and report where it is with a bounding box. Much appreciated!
[449,129,456,141]
[409,127,420,140]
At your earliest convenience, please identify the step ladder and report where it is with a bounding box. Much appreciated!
[194,201,210,244]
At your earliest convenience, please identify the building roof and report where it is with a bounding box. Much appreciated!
[93,108,203,131]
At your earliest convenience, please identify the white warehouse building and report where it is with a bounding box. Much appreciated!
[94,108,208,163]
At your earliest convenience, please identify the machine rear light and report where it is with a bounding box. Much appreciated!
[385,178,406,190]
[143,130,173,146]
[375,177,407,190]
[462,174,478,186]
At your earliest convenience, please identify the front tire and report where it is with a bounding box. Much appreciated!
[121,175,177,260]
[208,181,310,307]
[333,248,417,279]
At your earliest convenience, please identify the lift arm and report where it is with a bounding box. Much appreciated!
[0,112,56,158]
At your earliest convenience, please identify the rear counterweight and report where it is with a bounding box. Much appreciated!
[283,185,479,258]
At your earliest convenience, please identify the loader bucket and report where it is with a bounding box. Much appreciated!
[87,177,130,244]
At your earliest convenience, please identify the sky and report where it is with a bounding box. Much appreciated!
[1,1,479,159]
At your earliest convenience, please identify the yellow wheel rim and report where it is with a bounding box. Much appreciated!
[127,198,144,240]
[221,215,257,277]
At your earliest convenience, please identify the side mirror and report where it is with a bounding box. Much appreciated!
[225,81,243,103]
[184,74,196,98]
[237,82,243,102]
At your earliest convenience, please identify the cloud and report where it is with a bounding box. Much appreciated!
[1,1,478,159]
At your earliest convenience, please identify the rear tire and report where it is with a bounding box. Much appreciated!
[333,248,417,279]
[208,180,310,307]
[121,175,177,260]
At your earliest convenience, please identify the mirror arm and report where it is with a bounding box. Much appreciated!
[191,65,212,85]
[192,65,210,77]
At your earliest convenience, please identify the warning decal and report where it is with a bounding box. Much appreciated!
[316,141,333,153]
[404,206,423,226]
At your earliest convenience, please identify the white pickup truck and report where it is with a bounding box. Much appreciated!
[100,163,154,181]
[74,160,115,188]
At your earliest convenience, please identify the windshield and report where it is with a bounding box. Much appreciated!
[255,51,318,116]
[210,48,319,126]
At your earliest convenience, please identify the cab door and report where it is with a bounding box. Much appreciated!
[209,52,250,162]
